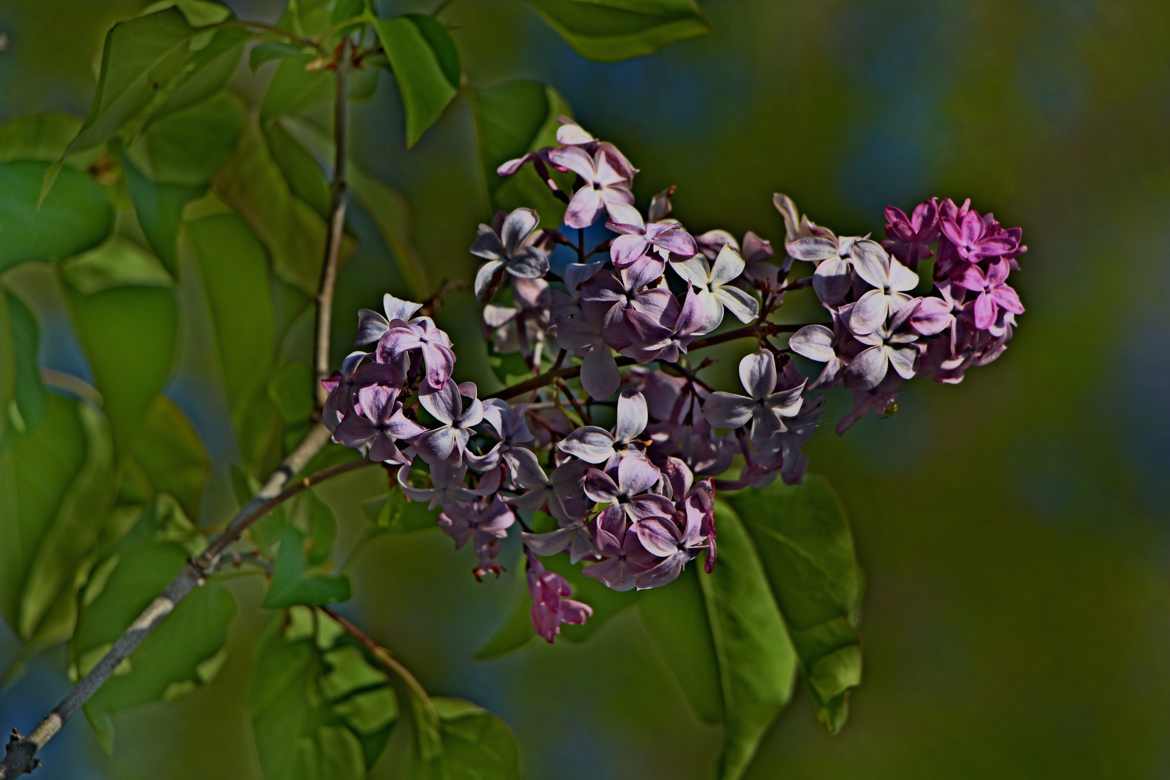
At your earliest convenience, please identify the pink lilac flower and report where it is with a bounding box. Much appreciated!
[332,384,425,464]
[547,145,635,229]
[526,553,593,643]
[882,199,939,269]
[953,259,1025,330]
[939,207,1022,265]
[377,315,457,392]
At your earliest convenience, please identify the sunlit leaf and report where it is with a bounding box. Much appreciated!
[527,0,710,61]
[0,161,114,272]
[471,80,572,227]
[0,289,48,436]
[381,697,520,780]
[61,238,178,452]
[730,476,864,734]
[371,14,461,147]
[181,213,278,458]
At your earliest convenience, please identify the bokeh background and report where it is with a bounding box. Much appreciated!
[2,0,1169,778]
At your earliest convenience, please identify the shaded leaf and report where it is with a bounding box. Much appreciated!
[0,161,114,272]
[72,506,237,751]
[347,164,430,299]
[371,14,461,147]
[362,490,438,535]
[265,120,331,218]
[380,698,520,780]
[263,525,351,608]
[471,80,572,227]
[640,504,798,780]
[527,0,710,61]
[63,8,245,155]
[730,475,864,734]
[120,149,201,274]
[61,239,178,452]
[124,92,245,186]
[122,395,211,522]
[0,113,101,169]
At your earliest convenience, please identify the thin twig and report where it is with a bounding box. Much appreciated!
[317,607,432,708]
[313,37,352,410]
[0,427,375,778]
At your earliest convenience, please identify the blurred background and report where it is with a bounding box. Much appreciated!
[2,0,1169,778]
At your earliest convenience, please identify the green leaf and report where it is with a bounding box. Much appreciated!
[72,508,237,751]
[120,149,201,274]
[640,504,798,780]
[0,289,48,436]
[61,239,178,452]
[123,396,211,521]
[470,81,572,227]
[212,116,349,295]
[269,361,316,424]
[264,120,331,218]
[381,698,521,780]
[0,161,114,272]
[347,165,430,299]
[527,0,710,61]
[729,476,864,734]
[362,489,439,534]
[264,525,351,608]
[181,213,276,435]
[64,8,246,155]
[251,608,399,779]
[124,92,245,187]
[259,52,380,124]
[0,114,101,169]
[370,14,461,147]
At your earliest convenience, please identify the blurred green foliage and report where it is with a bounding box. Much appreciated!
[1,0,1168,779]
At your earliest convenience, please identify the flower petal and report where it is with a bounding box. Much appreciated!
[739,350,777,399]
[710,244,746,286]
[556,426,616,463]
[615,390,649,442]
[419,379,460,424]
[474,258,506,300]
[850,239,890,289]
[851,345,890,389]
[703,392,756,428]
[789,324,836,363]
[500,207,539,255]
[714,285,759,324]
[849,288,890,335]
[564,186,603,229]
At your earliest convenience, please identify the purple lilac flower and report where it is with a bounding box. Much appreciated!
[789,324,845,389]
[579,266,678,356]
[607,209,698,268]
[786,229,869,305]
[671,244,760,334]
[850,318,920,389]
[332,384,425,464]
[470,207,551,299]
[377,315,456,392]
[939,208,1021,265]
[703,351,805,440]
[414,380,485,466]
[355,293,424,346]
[557,390,648,464]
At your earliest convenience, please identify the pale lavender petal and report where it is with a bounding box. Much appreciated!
[355,309,390,345]
[888,345,917,380]
[611,234,649,268]
[420,379,460,424]
[789,324,836,363]
[714,285,759,323]
[547,146,596,181]
[786,235,837,262]
[469,224,504,261]
[618,454,659,496]
[500,208,539,255]
[812,256,853,303]
[676,288,723,337]
[635,553,687,590]
[556,426,615,463]
[474,259,505,300]
[973,292,995,329]
[852,345,890,389]
[580,348,620,400]
[709,244,746,286]
[555,123,594,145]
[670,256,712,288]
[850,240,890,289]
[421,342,455,390]
[383,293,423,323]
[615,391,648,443]
[850,288,890,335]
[888,256,920,292]
[739,350,777,399]
[635,517,680,558]
[564,186,603,229]
[415,427,458,464]
[583,468,620,504]
[703,392,756,428]
[506,248,549,279]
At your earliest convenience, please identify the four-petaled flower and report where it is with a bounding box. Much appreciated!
[883,199,939,269]
[940,210,1021,264]
[469,207,551,300]
[671,244,760,335]
[850,319,920,389]
[557,390,649,464]
[953,259,1025,330]
[332,384,425,463]
[849,240,920,335]
[548,145,635,229]
[378,315,457,391]
[704,351,805,440]
[607,208,698,268]
[414,380,485,466]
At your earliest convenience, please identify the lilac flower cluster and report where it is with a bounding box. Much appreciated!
[323,121,1027,643]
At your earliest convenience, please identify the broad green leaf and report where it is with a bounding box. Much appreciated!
[528,0,709,61]
[181,213,276,433]
[0,161,114,272]
[212,116,350,295]
[264,526,351,608]
[64,8,245,155]
[269,360,316,424]
[265,120,331,218]
[370,14,461,147]
[348,165,430,299]
[470,81,572,227]
[124,92,245,187]
[250,41,306,71]
[251,608,399,779]
[380,698,520,780]
[0,396,121,650]
[640,505,797,780]
[73,508,237,751]
[143,0,233,26]
[121,149,201,273]
[250,490,339,565]
[0,114,101,169]
[62,239,178,452]
[121,395,211,522]
[0,289,48,436]
[260,52,380,124]
[729,476,864,734]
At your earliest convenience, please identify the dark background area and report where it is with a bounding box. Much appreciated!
[1,1,1168,778]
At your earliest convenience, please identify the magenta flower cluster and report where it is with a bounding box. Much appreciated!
[323,121,1027,643]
